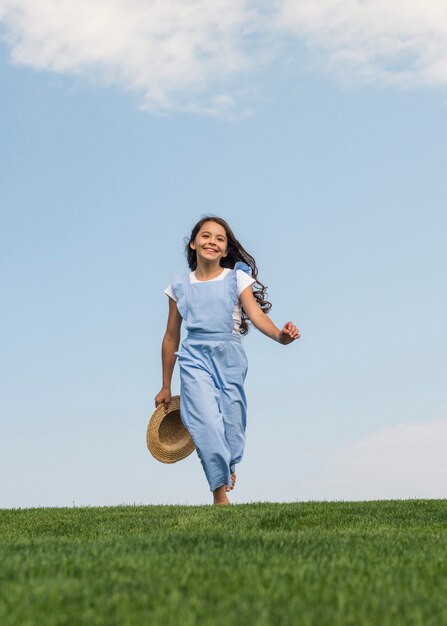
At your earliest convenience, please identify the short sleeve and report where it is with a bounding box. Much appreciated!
[164,284,177,301]
[236,270,255,297]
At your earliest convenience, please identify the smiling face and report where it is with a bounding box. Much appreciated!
[190,220,228,266]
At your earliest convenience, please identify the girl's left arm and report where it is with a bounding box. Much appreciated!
[239,287,300,345]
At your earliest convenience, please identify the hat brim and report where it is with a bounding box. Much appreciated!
[147,395,195,463]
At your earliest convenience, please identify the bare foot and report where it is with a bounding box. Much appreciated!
[213,485,230,505]
[225,473,236,492]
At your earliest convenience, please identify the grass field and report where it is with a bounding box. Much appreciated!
[1,500,446,626]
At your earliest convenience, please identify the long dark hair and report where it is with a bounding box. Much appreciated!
[185,215,272,335]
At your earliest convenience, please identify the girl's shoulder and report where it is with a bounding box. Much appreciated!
[171,271,190,283]
[234,263,256,297]
[168,273,189,298]
[233,261,252,276]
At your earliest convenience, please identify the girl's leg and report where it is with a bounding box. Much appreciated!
[213,485,230,505]
[180,363,233,495]
[226,473,236,492]
[219,343,248,491]
[220,385,247,489]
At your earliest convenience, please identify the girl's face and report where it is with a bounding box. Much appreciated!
[190,221,228,264]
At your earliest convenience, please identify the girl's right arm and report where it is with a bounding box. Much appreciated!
[154,297,182,411]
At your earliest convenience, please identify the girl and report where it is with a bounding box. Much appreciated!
[155,216,300,505]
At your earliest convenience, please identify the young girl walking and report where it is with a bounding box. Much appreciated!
[155,216,300,505]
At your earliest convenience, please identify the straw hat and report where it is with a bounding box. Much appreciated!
[146,395,195,463]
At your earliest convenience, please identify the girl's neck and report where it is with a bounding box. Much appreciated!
[194,261,225,281]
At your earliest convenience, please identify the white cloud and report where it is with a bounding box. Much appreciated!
[0,0,270,115]
[1,1,447,114]
[304,418,447,500]
[277,0,447,88]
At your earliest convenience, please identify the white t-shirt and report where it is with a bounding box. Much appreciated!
[165,268,255,334]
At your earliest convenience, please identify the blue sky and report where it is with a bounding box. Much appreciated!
[1,1,446,507]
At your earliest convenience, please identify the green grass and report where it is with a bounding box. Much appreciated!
[1,500,446,626]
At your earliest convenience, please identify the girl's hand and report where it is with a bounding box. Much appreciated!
[278,322,301,345]
[155,387,172,412]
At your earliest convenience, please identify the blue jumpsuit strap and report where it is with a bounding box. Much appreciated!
[230,268,239,309]
[232,261,253,306]
[234,261,252,276]
[171,273,189,320]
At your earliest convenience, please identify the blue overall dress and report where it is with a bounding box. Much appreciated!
[171,262,250,492]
